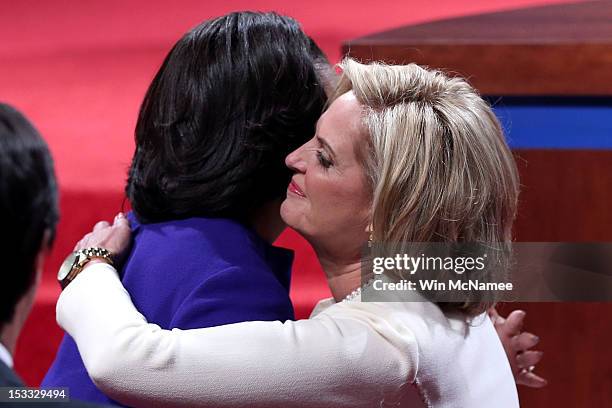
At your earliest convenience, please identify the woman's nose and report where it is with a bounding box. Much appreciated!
[285,144,307,173]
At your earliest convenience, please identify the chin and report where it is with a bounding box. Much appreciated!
[280,197,304,232]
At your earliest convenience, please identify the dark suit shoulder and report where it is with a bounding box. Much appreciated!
[0,363,113,407]
[0,360,23,387]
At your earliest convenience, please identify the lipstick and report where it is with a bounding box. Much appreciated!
[288,180,306,197]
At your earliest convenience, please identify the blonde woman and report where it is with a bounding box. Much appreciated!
[57,60,528,407]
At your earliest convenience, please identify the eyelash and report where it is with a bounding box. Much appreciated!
[316,150,333,168]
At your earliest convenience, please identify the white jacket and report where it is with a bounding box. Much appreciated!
[57,263,519,408]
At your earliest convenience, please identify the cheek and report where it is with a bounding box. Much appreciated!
[307,171,370,226]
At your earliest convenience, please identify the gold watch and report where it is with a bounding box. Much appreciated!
[57,247,114,289]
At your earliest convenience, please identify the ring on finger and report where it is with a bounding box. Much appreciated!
[520,365,535,375]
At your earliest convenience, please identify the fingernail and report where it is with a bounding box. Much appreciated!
[532,335,539,344]
[536,378,548,387]
[115,212,125,221]
[517,310,526,318]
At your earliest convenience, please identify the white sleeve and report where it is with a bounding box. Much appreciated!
[57,263,418,408]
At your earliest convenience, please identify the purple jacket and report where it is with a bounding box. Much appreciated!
[42,214,294,405]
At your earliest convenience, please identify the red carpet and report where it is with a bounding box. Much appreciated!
[0,0,572,385]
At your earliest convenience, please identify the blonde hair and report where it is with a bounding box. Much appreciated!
[335,59,519,316]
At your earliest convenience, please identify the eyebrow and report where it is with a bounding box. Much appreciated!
[316,136,336,159]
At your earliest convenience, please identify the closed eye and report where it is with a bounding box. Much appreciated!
[316,150,333,168]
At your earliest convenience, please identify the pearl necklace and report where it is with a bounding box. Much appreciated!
[343,278,376,302]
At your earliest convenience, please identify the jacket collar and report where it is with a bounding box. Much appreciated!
[0,359,23,387]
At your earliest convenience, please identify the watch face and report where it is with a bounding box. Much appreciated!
[58,252,78,281]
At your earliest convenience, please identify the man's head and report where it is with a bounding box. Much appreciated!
[127,12,331,224]
[0,103,59,341]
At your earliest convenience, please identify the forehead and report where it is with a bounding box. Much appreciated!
[317,91,366,154]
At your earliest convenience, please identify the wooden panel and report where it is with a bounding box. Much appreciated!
[496,301,612,407]
[507,150,612,407]
[513,150,612,241]
[343,1,612,95]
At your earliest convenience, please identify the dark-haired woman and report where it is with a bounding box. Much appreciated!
[42,12,332,405]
